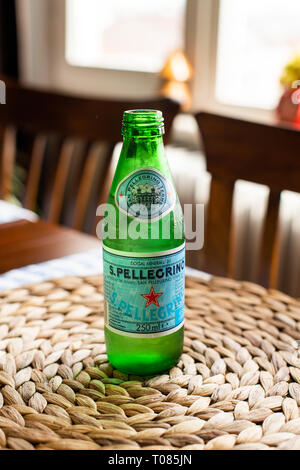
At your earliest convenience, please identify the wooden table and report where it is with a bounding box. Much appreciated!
[0,219,100,274]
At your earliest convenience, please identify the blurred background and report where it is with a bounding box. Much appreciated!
[0,0,300,295]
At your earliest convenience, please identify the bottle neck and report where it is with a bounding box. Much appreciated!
[121,134,165,165]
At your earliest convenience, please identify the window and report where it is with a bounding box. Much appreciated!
[66,0,187,73]
[21,0,294,116]
[215,0,300,110]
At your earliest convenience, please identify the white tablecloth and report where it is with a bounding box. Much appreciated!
[0,249,210,292]
[0,201,210,291]
[0,200,38,224]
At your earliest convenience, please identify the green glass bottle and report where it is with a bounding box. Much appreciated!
[102,110,185,376]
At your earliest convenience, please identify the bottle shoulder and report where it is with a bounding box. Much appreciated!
[103,140,185,254]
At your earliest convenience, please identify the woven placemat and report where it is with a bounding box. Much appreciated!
[0,275,300,451]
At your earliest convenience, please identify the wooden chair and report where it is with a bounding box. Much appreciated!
[195,111,300,287]
[0,76,180,232]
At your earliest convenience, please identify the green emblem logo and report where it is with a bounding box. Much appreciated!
[116,168,175,221]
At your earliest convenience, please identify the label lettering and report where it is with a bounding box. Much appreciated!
[103,245,185,337]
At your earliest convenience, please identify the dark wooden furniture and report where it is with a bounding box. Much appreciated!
[0,76,180,232]
[195,112,300,287]
[0,219,100,274]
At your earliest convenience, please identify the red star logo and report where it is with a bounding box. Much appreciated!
[141,286,163,308]
[119,193,124,198]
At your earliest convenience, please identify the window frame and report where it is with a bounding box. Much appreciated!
[186,0,274,121]
[17,0,189,99]
[16,0,274,121]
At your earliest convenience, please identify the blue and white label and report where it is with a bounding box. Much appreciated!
[103,244,185,337]
[115,168,176,221]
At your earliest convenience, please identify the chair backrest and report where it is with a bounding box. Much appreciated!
[195,111,300,287]
[0,76,180,231]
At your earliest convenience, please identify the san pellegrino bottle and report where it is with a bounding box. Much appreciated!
[102,110,185,375]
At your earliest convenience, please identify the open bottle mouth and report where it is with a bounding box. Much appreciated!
[122,109,165,137]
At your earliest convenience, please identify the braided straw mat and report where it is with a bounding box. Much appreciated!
[0,275,300,451]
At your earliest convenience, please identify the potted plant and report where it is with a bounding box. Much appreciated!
[277,55,300,127]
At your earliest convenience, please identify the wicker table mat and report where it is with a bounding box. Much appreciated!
[0,275,300,451]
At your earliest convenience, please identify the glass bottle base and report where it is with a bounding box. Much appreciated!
[105,326,184,376]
